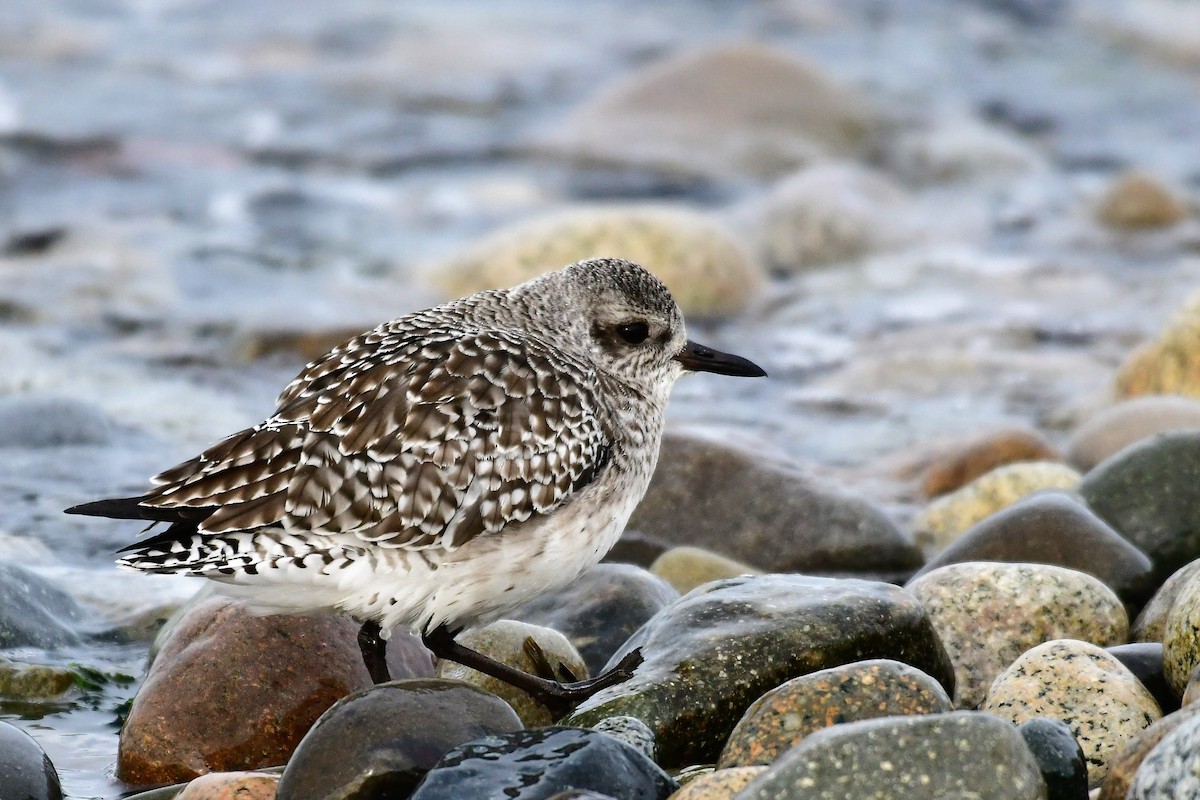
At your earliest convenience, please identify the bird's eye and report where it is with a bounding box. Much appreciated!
[615,321,650,345]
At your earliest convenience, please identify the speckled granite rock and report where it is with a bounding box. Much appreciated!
[983,639,1162,786]
[275,679,523,800]
[1017,718,1088,800]
[1108,643,1178,716]
[913,461,1082,551]
[1098,705,1200,800]
[590,716,656,762]
[1095,169,1187,230]
[1126,712,1200,798]
[1133,559,1200,642]
[922,427,1063,498]
[510,564,678,677]
[1115,295,1200,399]
[1161,573,1200,696]
[408,727,677,800]
[1081,431,1200,584]
[733,712,1046,800]
[424,207,763,317]
[1067,396,1200,471]
[669,768,765,800]
[911,492,1155,607]
[0,721,62,800]
[907,562,1128,707]
[176,771,279,800]
[649,547,760,594]
[436,620,588,726]
[565,575,954,768]
[717,659,953,767]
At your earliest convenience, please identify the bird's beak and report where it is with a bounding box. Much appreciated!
[673,340,767,377]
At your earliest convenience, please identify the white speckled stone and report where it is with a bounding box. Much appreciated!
[1133,558,1200,643]
[1162,572,1200,697]
[984,639,1162,788]
[1126,712,1200,799]
[906,562,1128,707]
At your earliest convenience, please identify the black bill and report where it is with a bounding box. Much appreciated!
[673,340,767,377]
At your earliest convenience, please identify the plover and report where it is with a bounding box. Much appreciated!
[68,258,765,709]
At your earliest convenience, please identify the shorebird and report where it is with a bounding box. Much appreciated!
[68,258,765,711]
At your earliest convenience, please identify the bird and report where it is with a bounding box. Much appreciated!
[67,257,766,711]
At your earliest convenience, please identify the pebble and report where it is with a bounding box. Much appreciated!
[733,711,1046,800]
[1133,558,1200,643]
[1017,718,1089,800]
[718,658,953,767]
[921,426,1063,498]
[885,113,1045,185]
[1066,395,1200,471]
[0,562,87,649]
[1080,430,1200,584]
[0,659,76,700]
[1126,712,1200,799]
[1095,169,1188,230]
[1107,643,1178,716]
[911,492,1155,607]
[0,721,63,800]
[1097,705,1200,800]
[1114,293,1200,399]
[630,432,920,580]
[435,620,588,726]
[983,639,1162,786]
[274,679,523,800]
[510,563,678,677]
[667,767,765,800]
[175,771,279,800]
[649,547,760,595]
[590,716,657,762]
[408,727,677,800]
[424,206,764,317]
[0,395,111,447]
[907,562,1128,707]
[1161,572,1200,696]
[565,574,954,767]
[912,461,1082,552]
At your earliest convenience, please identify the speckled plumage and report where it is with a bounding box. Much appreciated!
[71,258,762,638]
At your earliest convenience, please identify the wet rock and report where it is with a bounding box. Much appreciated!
[118,595,427,786]
[425,208,763,317]
[0,562,86,648]
[1080,430,1200,584]
[604,530,673,568]
[590,716,656,762]
[1108,643,1178,715]
[912,492,1155,607]
[717,658,953,768]
[1133,559,1200,642]
[510,563,678,677]
[565,574,954,767]
[1114,294,1200,400]
[1066,396,1200,471]
[1126,711,1200,798]
[669,767,764,800]
[921,426,1063,498]
[913,461,1082,552]
[907,562,1128,708]
[0,659,76,700]
[630,432,920,579]
[0,395,111,447]
[1017,718,1089,800]
[1161,572,1200,696]
[176,771,279,800]
[649,547,760,595]
[408,726,677,800]
[983,639,1162,786]
[275,679,523,800]
[435,620,588,727]
[886,114,1045,185]
[1098,705,1200,800]
[538,43,878,181]
[1185,667,1200,707]
[1096,169,1187,230]
[735,711,1045,800]
[0,722,62,800]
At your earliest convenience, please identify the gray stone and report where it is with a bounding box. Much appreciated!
[0,721,62,800]
[1127,713,1200,799]
[0,396,111,448]
[1067,396,1200,471]
[0,562,86,649]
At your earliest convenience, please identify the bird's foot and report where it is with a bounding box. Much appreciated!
[523,647,644,719]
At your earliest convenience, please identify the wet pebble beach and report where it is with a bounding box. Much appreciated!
[4,1,1200,798]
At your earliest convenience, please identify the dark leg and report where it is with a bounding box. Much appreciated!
[422,624,642,717]
[358,620,391,684]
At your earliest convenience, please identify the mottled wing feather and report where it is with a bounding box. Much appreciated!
[136,324,610,551]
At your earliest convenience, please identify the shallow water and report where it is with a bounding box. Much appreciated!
[2,0,1199,796]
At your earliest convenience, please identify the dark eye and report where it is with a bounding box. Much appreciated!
[615,321,650,345]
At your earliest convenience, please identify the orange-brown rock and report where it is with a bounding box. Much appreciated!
[175,771,279,800]
[921,427,1061,498]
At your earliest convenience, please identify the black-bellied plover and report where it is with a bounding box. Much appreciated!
[68,258,765,709]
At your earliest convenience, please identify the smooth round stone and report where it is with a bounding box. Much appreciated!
[733,711,1046,800]
[1114,295,1200,400]
[275,679,523,800]
[907,562,1128,708]
[436,620,588,727]
[1081,431,1200,584]
[0,562,86,649]
[668,767,765,800]
[0,395,110,447]
[911,492,1155,607]
[1162,573,1200,696]
[409,727,677,800]
[1095,169,1187,230]
[983,639,1162,786]
[1017,718,1089,800]
[913,461,1082,552]
[630,432,921,580]
[0,659,75,700]
[0,721,62,800]
[176,771,279,800]
[1127,712,1200,798]
[590,716,656,762]
[1133,559,1200,643]
[649,547,760,595]
[885,114,1044,184]
[424,207,763,317]
[1098,705,1200,800]
[565,574,954,768]
[510,563,678,677]
[718,658,953,768]
[1108,643,1178,715]
[921,427,1062,498]
[603,530,673,568]
[1067,396,1200,471]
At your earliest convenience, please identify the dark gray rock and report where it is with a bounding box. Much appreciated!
[0,721,63,800]
[276,679,524,800]
[510,564,678,676]
[1018,718,1089,800]
[0,396,110,448]
[565,574,954,767]
[603,530,673,569]
[1108,643,1178,715]
[1127,713,1200,799]
[0,562,86,648]
[409,727,677,800]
